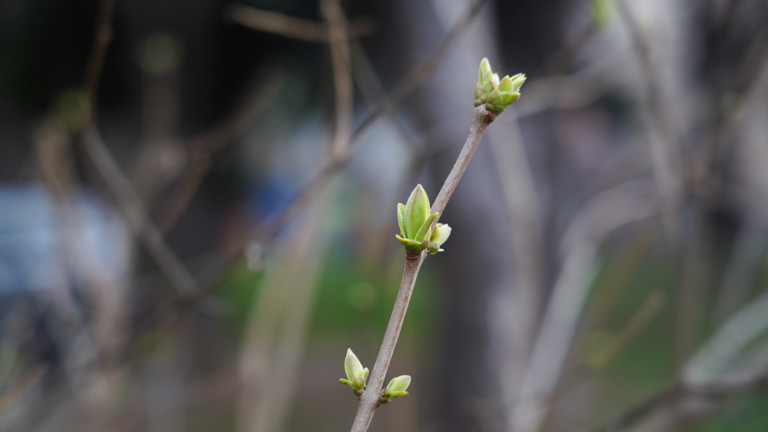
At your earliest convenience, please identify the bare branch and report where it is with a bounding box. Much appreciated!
[226,4,373,44]
[321,0,354,157]
[155,70,286,234]
[350,106,495,432]
[83,130,198,295]
[513,181,661,432]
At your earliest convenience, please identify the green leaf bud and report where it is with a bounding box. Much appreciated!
[340,348,368,395]
[404,184,430,239]
[473,58,525,114]
[431,223,451,246]
[387,375,411,392]
[380,375,411,403]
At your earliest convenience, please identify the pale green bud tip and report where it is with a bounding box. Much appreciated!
[478,58,493,84]
[511,73,526,92]
[344,348,365,382]
[387,375,411,392]
[404,184,430,239]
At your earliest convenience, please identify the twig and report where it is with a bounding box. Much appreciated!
[0,364,49,416]
[83,0,113,124]
[321,0,354,157]
[236,198,329,432]
[155,70,286,234]
[513,181,660,432]
[588,291,666,369]
[226,4,373,44]
[349,39,422,155]
[83,130,198,295]
[588,274,768,432]
[238,3,355,431]
[79,0,198,296]
[487,113,543,352]
[350,106,496,432]
[615,0,683,238]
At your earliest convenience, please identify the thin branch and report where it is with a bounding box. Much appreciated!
[79,0,198,296]
[0,364,49,416]
[83,0,113,123]
[83,130,198,295]
[615,0,683,237]
[155,70,286,234]
[350,106,496,432]
[321,0,354,157]
[226,4,373,44]
[588,278,768,432]
[513,181,661,432]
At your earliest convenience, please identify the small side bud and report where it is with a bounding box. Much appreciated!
[428,223,452,254]
[380,375,411,403]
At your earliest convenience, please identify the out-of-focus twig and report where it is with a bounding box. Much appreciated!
[487,113,543,353]
[226,4,373,44]
[321,0,353,158]
[589,286,768,432]
[238,3,355,431]
[615,0,683,238]
[155,70,286,234]
[79,0,198,296]
[350,39,422,155]
[587,291,666,370]
[83,0,113,124]
[513,181,660,432]
[83,130,198,295]
[236,197,329,432]
[0,364,48,416]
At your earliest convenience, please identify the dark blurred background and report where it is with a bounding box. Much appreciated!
[1,0,768,431]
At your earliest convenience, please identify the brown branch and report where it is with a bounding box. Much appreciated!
[616,0,683,239]
[79,0,199,296]
[226,4,373,44]
[321,0,354,157]
[350,106,496,432]
[83,0,113,124]
[155,70,286,234]
[83,130,198,295]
